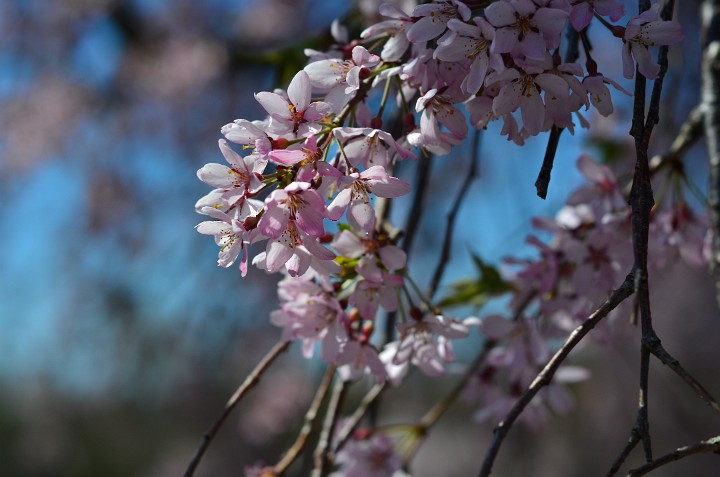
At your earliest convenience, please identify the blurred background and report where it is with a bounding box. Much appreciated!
[1,0,718,476]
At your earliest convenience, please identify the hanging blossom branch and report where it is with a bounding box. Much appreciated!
[605,1,720,474]
[187,0,713,475]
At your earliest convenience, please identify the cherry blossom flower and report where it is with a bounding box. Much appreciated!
[350,258,404,320]
[570,0,625,31]
[622,3,684,80]
[360,3,414,62]
[259,182,328,238]
[567,154,626,216]
[196,139,265,207]
[412,88,468,154]
[582,74,631,117]
[651,203,711,268]
[305,45,380,113]
[255,70,332,136]
[327,165,411,234]
[195,200,263,276]
[333,127,416,169]
[268,134,326,182]
[434,17,502,95]
[488,66,570,136]
[332,431,403,477]
[406,0,471,43]
[221,118,281,160]
[337,338,388,382]
[254,221,336,275]
[381,314,475,384]
[270,277,347,361]
[485,0,570,61]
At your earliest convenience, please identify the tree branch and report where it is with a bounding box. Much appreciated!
[184,340,290,477]
[478,273,635,477]
[332,383,386,455]
[609,1,675,472]
[428,130,482,300]
[274,365,336,475]
[311,378,348,477]
[627,435,720,476]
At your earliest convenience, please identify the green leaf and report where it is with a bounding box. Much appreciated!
[437,253,513,309]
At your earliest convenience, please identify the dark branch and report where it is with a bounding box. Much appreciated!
[478,273,635,477]
[535,125,563,199]
[627,435,720,476]
[428,130,482,300]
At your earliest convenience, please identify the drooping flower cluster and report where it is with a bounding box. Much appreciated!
[466,154,710,426]
[195,0,686,391]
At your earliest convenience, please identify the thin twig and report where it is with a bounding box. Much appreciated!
[644,335,720,416]
[402,151,433,255]
[534,27,579,199]
[649,105,704,174]
[332,383,386,455]
[535,125,564,199]
[383,152,434,346]
[274,365,336,475]
[627,435,720,476]
[311,378,348,477]
[428,130,482,300]
[607,431,643,477]
[478,273,635,477]
[184,340,290,477]
[400,340,494,459]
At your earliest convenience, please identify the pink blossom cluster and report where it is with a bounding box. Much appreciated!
[194,0,686,388]
[467,155,709,427]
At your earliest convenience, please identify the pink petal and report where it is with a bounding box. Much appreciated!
[303,101,332,121]
[288,70,311,111]
[266,241,294,273]
[407,15,446,43]
[348,201,376,234]
[485,1,516,27]
[327,188,352,221]
[255,92,290,118]
[269,149,305,165]
[378,245,406,270]
[304,59,343,90]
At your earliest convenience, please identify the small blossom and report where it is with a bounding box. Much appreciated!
[255,70,332,136]
[406,0,471,43]
[485,0,569,61]
[622,3,684,80]
[570,0,625,31]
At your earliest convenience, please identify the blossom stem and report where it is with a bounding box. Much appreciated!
[376,75,393,120]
